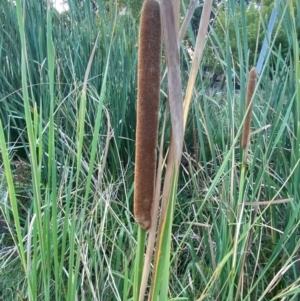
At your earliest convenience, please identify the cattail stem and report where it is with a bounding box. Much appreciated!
[232,68,258,298]
[241,67,257,149]
[134,0,161,230]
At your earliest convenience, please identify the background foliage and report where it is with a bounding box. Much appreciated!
[204,0,300,72]
[0,0,300,300]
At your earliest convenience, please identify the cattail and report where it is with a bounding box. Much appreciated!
[134,0,161,230]
[241,67,257,149]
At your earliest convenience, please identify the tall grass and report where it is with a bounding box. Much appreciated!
[1,1,137,300]
[0,0,299,300]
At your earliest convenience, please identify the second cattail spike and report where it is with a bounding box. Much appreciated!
[241,67,257,150]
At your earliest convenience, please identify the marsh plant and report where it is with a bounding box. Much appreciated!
[0,0,300,300]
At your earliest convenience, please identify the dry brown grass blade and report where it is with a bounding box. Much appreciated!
[244,198,293,206]
[83,33,99,92]
[183,0,213,129]
[160,0,183,165]
[172,0,180,38]
[158,137,177,224]
[178,0,198,42]
[153,0,185,233]
[258,258,300,301]
[162,0,198,83]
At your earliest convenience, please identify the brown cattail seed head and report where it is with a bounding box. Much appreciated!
[241,67,257,149]
[134,0,161,230]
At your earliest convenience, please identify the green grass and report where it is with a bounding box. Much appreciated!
[0,0,300,300]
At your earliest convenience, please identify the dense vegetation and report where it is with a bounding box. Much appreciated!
[0,0,300,300]
[204,0,300,72]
